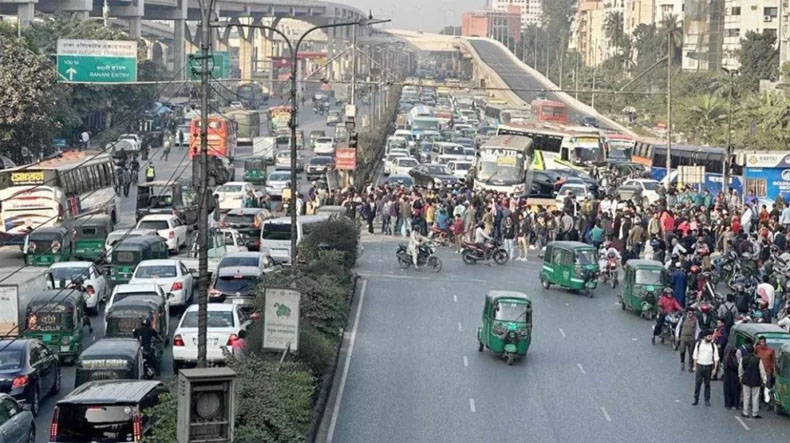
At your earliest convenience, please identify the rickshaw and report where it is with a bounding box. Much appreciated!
[24,226,72,266]
[243,158,267,185]
[773,342,790,415]
[476,291,532,365]
[72,215,114,261]
[105,295,167,376]
[23,290,86,362]
[110,236,168,285]
[74,338,144,387]
[726,324,790,353]
[619,259,668,320]
[539,241,599,297]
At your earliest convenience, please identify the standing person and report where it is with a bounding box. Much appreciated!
[628,220,647,258]
[363,197,376,234]
[755,335,776,397]
[80,130,90,151]
[676,308,698,372]
[381,197,392,235]
[722,345,741,410]
[502,217,516,261]
[160,136,171,161]
[399,197,412,237]
[669,262,688,307]
[121,167,132,197]
[517,213,530,262]
[451,214,465,253]
[739,342,767,419]
[178,129,185,149]
[144,162,156,183]
[692,329,719,406]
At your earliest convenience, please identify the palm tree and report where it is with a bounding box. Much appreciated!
[604,11,624,55]
[659,14,683,65]
[684,95,727,144]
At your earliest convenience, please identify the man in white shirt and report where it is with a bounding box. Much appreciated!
[740,205,753,234]
[80,130,90,150]
[692,329,719,406]
[408,226,428,267]
[756,275,775,314]
[780,205,790,228]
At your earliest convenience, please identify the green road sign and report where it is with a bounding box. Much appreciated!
[56,39,138,84]
[187,51,230,80]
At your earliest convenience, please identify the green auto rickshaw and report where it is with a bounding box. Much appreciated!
[619,259,668,320]
[476,291,532,365]
[74,338,144,387]
[539,241,599,297]
[243,158,267,185]
[773,343,790,415]
[23,290,86,362]
[72,215,114,261]
[105,295,167,375]
[24,226,73,266]
[110,236,168,285]
[726,324,790,353]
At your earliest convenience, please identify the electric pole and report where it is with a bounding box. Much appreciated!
[665,33,672,192]
[197,0,211,368]
[351,24,358,106]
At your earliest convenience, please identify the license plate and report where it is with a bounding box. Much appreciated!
[60,346,70,352]
[43,334,52,341]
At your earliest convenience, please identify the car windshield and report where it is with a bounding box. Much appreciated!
[217,185,242,193]
[269,172,290,181]
[135,265,177,279]
[635,269,664,285]
[386,177,414,186]
[440,145,465,155]
[494,301,528,322]
[181,310,235,328]
[397,159,419,167]
[0,351,22,369]
[609,148,631,160]
[387,153,406,161]
[51,267,89,282]
[454,163,471,171]
[56,405,139,441]
[641,181,659,191]
[222,214,255,225]
[262,223,291,240]
[310,157,333,165]
[426,165,451,175]
[137,220,169,231]
[576,250,597,265]
[215,275,259,295]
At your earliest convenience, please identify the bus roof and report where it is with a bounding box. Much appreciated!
[497,123,568,138]
[2,151,111,173]
[531,99,566,108]
[482,135,533,150]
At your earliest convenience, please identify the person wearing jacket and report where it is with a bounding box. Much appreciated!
[652,289,682,344]
[755,335,776,391]
[722,345,740,410]
[739,343,767,419]
[676,308,698,372]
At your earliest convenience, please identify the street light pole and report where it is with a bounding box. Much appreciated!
[665,32,673,191]
[197,0,212,368]
[722,67,736,197]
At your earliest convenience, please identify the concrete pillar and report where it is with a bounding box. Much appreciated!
[239,20,255,82]
[174,19,186,80]
[17,2,35,28]
[128,16,141,39]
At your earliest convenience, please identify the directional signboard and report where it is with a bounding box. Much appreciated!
[57,39,137,83]
[186,51,230,80]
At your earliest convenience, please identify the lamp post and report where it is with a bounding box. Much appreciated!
[721,67,737,198]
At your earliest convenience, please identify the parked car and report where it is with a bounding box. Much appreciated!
[0,393,34,442]
[306,156,335,180]
[129,259,195,309]
[136,214,189,253]
[48,262,107,314]
[409,164,458,188]
[172,303,251,371]
[0,339,60,417]
[621,178,661,204]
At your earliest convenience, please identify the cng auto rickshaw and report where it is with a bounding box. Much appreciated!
[24,226,72,266]
[477,291,532,365]
[23,290,86,362]
[105,295,167,376]
[539,241,599,297]
[72,215,114,261]
[74,338,144,387]
[110,236,168,285]
[726,324,790,353]
[243,158,267,185]
[619,259,668,320]
[772,343,790,415]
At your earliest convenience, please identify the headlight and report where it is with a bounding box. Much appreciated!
[433,177,442,184]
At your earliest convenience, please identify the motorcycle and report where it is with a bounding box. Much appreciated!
[599,257,619,288]
[396,242,442,272]
[141,342,160,379]
[654,312,681,348]
[461,239,509,265]
[428,226,452,247]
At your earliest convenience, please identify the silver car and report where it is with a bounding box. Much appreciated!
[274,150,304,172]
[0,393,34,443]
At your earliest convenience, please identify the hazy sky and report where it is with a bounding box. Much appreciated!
[338,0,484,32]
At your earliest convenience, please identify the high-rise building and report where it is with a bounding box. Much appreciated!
[569,0,607,66]
[722,0,788,70]
[490,0,544,25]
[624,0,656,35]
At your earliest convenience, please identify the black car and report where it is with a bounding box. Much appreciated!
[50,380,163,442]
[409,164,458,188]
[529,170,562,198]
[209,266,262,303]
[219,208,272,250]
[0,339,60,417]
[306,156,335,180]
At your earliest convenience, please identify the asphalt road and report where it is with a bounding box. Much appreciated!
[14,100,347,441]
[468,40,615,131]
[325,235,790,442]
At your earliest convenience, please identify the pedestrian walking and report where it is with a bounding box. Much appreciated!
[692,329,719,406]
[676,308,697,372]
[80,130,90,151]
[739,341,767,419]
[122,167,132,197]
[517,213,530,261]
[161,137,171,161]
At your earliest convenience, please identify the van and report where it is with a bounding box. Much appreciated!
[259,214,330,263]
[431,142,466,164]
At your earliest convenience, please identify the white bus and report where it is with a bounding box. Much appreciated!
[0,151,119,245]
[497,123,598,171]
[473,135,533,195]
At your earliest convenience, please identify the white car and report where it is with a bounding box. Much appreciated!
[314,137,335,155]
[130,259,195,308]
[214,182,260,212]
[48,262,107,314]
[391,157,419,176]
[447,160,473,180]
[266,171,292,199]
[555,183,592,206]
[172,303,251,371]
[622,178,661,204]
[136,214,189,253]
[274,150,304,171]
[384,152,408,176]
[118,133,141,151]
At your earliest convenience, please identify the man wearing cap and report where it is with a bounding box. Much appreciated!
[692,329,719,406]
[676,308,698,372]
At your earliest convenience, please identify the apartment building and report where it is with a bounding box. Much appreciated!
[722,0,788,69]
[625,0,656,34]
[569,0,607,66]
[490,0,543,25]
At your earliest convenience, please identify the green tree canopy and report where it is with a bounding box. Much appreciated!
[738,30,780,88]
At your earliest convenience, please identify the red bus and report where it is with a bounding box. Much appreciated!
[530,99,568,124]
[189,114,237,159]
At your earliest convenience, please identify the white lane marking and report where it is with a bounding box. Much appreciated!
[577,363,586,374]
[565,303,569,306]
[735,415,751,431]
[559,328,566,337]
[463,355,468,367]
[469,398,476,413]
[453,295,458,303]
[632,338,638,341]
[357,272,487,283]
[600,407,612,422]
[458,322,463,332]
[327,279,367,443]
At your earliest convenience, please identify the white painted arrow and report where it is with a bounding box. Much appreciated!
[65,67,77,81]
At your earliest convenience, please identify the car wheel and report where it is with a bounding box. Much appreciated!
[51,368,61,395]
[30,386,39,417]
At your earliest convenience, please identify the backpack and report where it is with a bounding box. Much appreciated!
[723,303,737,328]
[735,292,750,313]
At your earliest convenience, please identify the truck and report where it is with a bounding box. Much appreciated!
[253,136,276,164]
[0,267,51,338]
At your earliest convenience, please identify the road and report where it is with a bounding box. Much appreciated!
[468,40,616,131]
[324,236,790,442]
[13,100,346,441]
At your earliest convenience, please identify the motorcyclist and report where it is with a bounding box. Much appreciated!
[474,222,492,262]
[652,288,682,345]
[144,162,156,183]
[598,241,621,273]
[133,317,160,376]
[408,223,428,268]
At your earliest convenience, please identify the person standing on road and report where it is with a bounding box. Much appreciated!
[692,329,719,406]
[122,167,132,197]
[161,136,171,161]
[502,216,516,261]
[178,129,185,149]
[676,308,698,372]
[517,212,530,262]
[145,162,156,183]
[755,335,776,396]
[722,345,741,410]
[739,342,767,419]
[80,130,90,151]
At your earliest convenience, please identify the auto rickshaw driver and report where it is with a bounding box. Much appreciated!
[133,317,160,373]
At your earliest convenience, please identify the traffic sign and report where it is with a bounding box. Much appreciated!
[56,39,137,83]
[186,51,230,80]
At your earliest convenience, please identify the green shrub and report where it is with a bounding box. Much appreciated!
[143,383,177,443]
[299,217,361,268]
[296,323,338,376]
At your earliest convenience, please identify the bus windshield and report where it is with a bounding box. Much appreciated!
[412,119,440,131]
[477,149,525,185]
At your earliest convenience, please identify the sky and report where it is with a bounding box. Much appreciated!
[338,0,483,32]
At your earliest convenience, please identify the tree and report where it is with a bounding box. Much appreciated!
[677,94,728,144]
[604,11,624,54]
[738,30,780,89]
[0,33,60,161]
[659,14,683,66]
